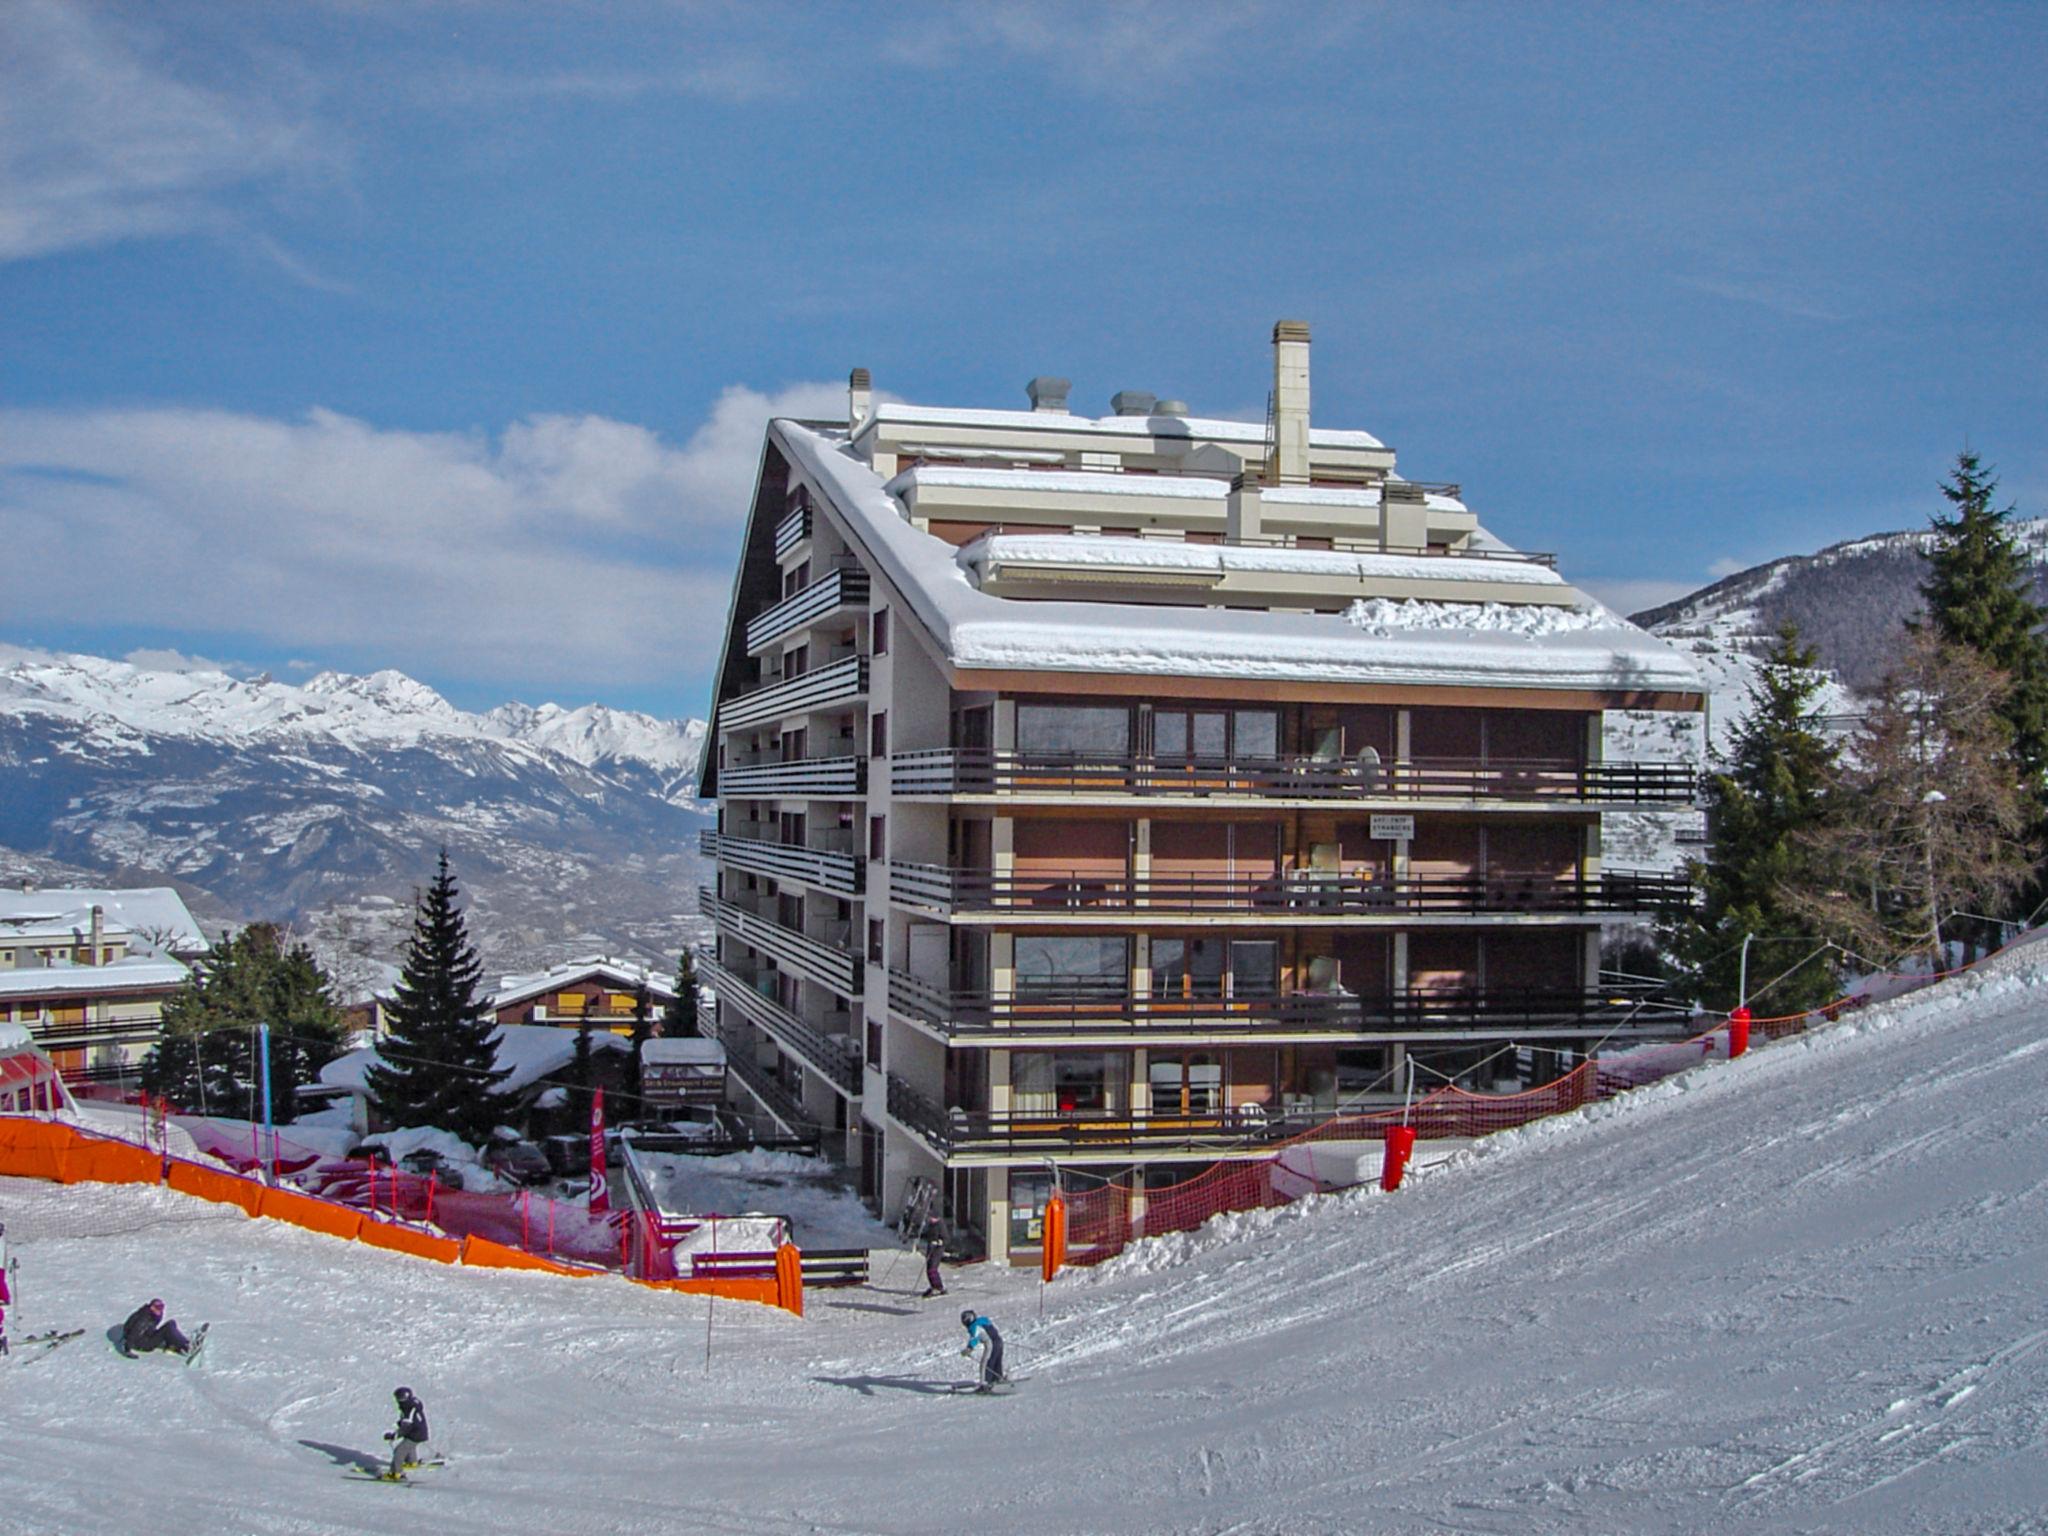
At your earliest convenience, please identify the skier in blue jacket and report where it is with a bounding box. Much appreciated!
[959,1309,1005,1392]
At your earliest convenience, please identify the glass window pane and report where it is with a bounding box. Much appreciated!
[1155,713,1187,756]
[1231,941,1279,997]
[1189,938,1225,997]
[1151,938,1187,995]
[1016,936,1128,993]
[1018,705,1130,754]
[1235,711,1279,758]
[1191,712,1228,758]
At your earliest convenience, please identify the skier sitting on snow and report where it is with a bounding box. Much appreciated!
[384,1386,430,1477]
[959,1309,1005,1391]
[121,1298,191,1356]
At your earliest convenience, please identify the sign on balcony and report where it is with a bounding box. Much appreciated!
[1369,814,1415,842]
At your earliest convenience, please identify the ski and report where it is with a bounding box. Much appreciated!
[4,1328,83,1365]
[181,1323,210,1367]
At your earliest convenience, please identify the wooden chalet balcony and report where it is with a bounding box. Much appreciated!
[701,889,863,997]
[885,970,1680,1045]
[774,502,812,560]
[888,863,1694,921]
[718,654,867,731]
[886,1073,1304,1158]
[745,565,871,653]
[699,955,862,1095]
[700,831,865,897]
[889,749,1695,807]
[720,753,866,799]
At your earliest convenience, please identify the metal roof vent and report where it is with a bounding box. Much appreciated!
[1110,390,1157,417]
[1026,376,1070,413]
[1154,399,1189,417]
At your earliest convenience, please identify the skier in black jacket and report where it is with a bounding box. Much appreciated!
[919,1215,947,1298]
[384,1386,430,1478]
[121,1299,191,1356]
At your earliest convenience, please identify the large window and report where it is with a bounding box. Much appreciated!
[1150,1053,1223,1115]
[1152,707,1279,761]
[1011,1052,1122,1114]
[1150,937,1278,1000]
[1014,935,1128,997]
[1017,704,1130,755]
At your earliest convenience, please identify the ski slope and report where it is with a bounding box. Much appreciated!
[7,950,2048,1534]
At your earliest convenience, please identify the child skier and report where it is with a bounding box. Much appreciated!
[384,1386,430,1478]
[959,1309,1005,1392]
[120,1299,191,1356]
[919,1215,947,1299]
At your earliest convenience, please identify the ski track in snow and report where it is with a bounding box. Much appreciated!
[8,955,2048,1532]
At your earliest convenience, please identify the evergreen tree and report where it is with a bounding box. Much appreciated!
[1794,633,2041,963]
[660,947,700,1037]
[568,1014,596,1128]
[141,923,348,1120]
[1671,626,1843,1013]
[1920,450,2048,789]
[364,852,510,1143]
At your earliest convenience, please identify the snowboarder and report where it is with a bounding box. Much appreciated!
[959,1309,1005,1392]
[919,1215,947,1298]
[383,1386,430,1479]
[121,1298,191,1356]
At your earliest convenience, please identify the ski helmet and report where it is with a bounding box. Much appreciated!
[395,1386,415,1403]
[960,1308,976,1327]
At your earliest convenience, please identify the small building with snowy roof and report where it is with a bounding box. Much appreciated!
[487,955,675,1033]
[696,321,1705,1262]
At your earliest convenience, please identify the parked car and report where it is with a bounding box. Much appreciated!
[542,1133,591,1178]
[483,1139,550,1186]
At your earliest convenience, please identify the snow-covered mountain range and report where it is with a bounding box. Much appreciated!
[0,646,709,974]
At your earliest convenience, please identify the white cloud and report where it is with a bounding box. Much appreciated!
[881,1,1294,92]
[1707,556,1750,578]
[0,1,333,261]
[0,382,845,694]
[121,647,253,677]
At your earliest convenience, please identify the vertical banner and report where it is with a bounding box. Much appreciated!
[588,1088,610,1213]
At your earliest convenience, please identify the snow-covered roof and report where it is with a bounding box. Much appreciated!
[641,1037,725,1066]
[319,1022,629,1098]
[0,887,208,954]
[0,1021,32,1051]
[864,401,1388,451]
[490,956,675,1011]
[773,422,1702,698]
[889,465,1228,502]
[963,534,1569,588]
[0,954,191,998]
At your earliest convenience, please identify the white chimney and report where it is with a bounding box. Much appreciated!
[1270,319,1311,485]
[848,367,873,431]
[89,904,104,966]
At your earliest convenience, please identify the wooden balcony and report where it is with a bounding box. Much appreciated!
[885,1073,1298,1159]
[701,831,864,897]
[720,754,866,799]
[700,955,862,1095]
[745,565,870,653]
[715,1018,818,1136]
[718,654,867,732]
[774,502,812,561]
[887,863,1693,921]
[889,749,1694,807]
[701,889,863,998]
[885,970,1682,1046]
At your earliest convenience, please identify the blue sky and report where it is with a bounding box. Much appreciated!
[3,1,2044,720]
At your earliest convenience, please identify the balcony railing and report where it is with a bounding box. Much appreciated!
[885,1074,1296,1157]
[719,654,867,732]
[890,749,1694,805]
[700,832,865,897]
[774,502,812,560]
[717,1018,816,1135]
[721,754,866,799]
[699,955,862,1095]
[886,970,1680,1043]
[701,889,863,997]
[888,863,1693,919]
[746,566,871,653]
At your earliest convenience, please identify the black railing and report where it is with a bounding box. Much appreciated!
[721,754,866,798]
[889,749,1694,804]
[718,1020,818,1136]
[886,971,1681,1042]
[701,832,865,897]
[700,891,863,998]
[699,955,862,1094]
[745,566,870,652]
[887,864,1694,918]
[884,1075,1289,1157]
[774,503,812,560]
[719,654,867,731]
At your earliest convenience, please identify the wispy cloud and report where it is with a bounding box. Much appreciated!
[0,1,337,263]
[1673,274,1848,325]
[0,382,843,696]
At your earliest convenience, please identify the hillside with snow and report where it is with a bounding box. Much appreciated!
[4,942,2047,1532]
[0,646,709,973]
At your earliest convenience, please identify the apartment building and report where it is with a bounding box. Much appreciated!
[698,323,1702,1262]
[0,886,207,1094]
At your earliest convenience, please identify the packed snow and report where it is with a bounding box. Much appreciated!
[5,941,2048,1530]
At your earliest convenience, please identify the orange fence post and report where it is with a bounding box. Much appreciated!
[1380,1125,1417,1192]
[775,1242,804,1317]
[1728,1006,1752,1059]
[1041,1192,1068,1282]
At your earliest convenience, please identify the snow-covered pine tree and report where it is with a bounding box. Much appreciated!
[141,923,346,1119]
[1920,450,2048,788]
[364,852,509,1144]
[660,947,700,1037]
[1670,626,1842,1013]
